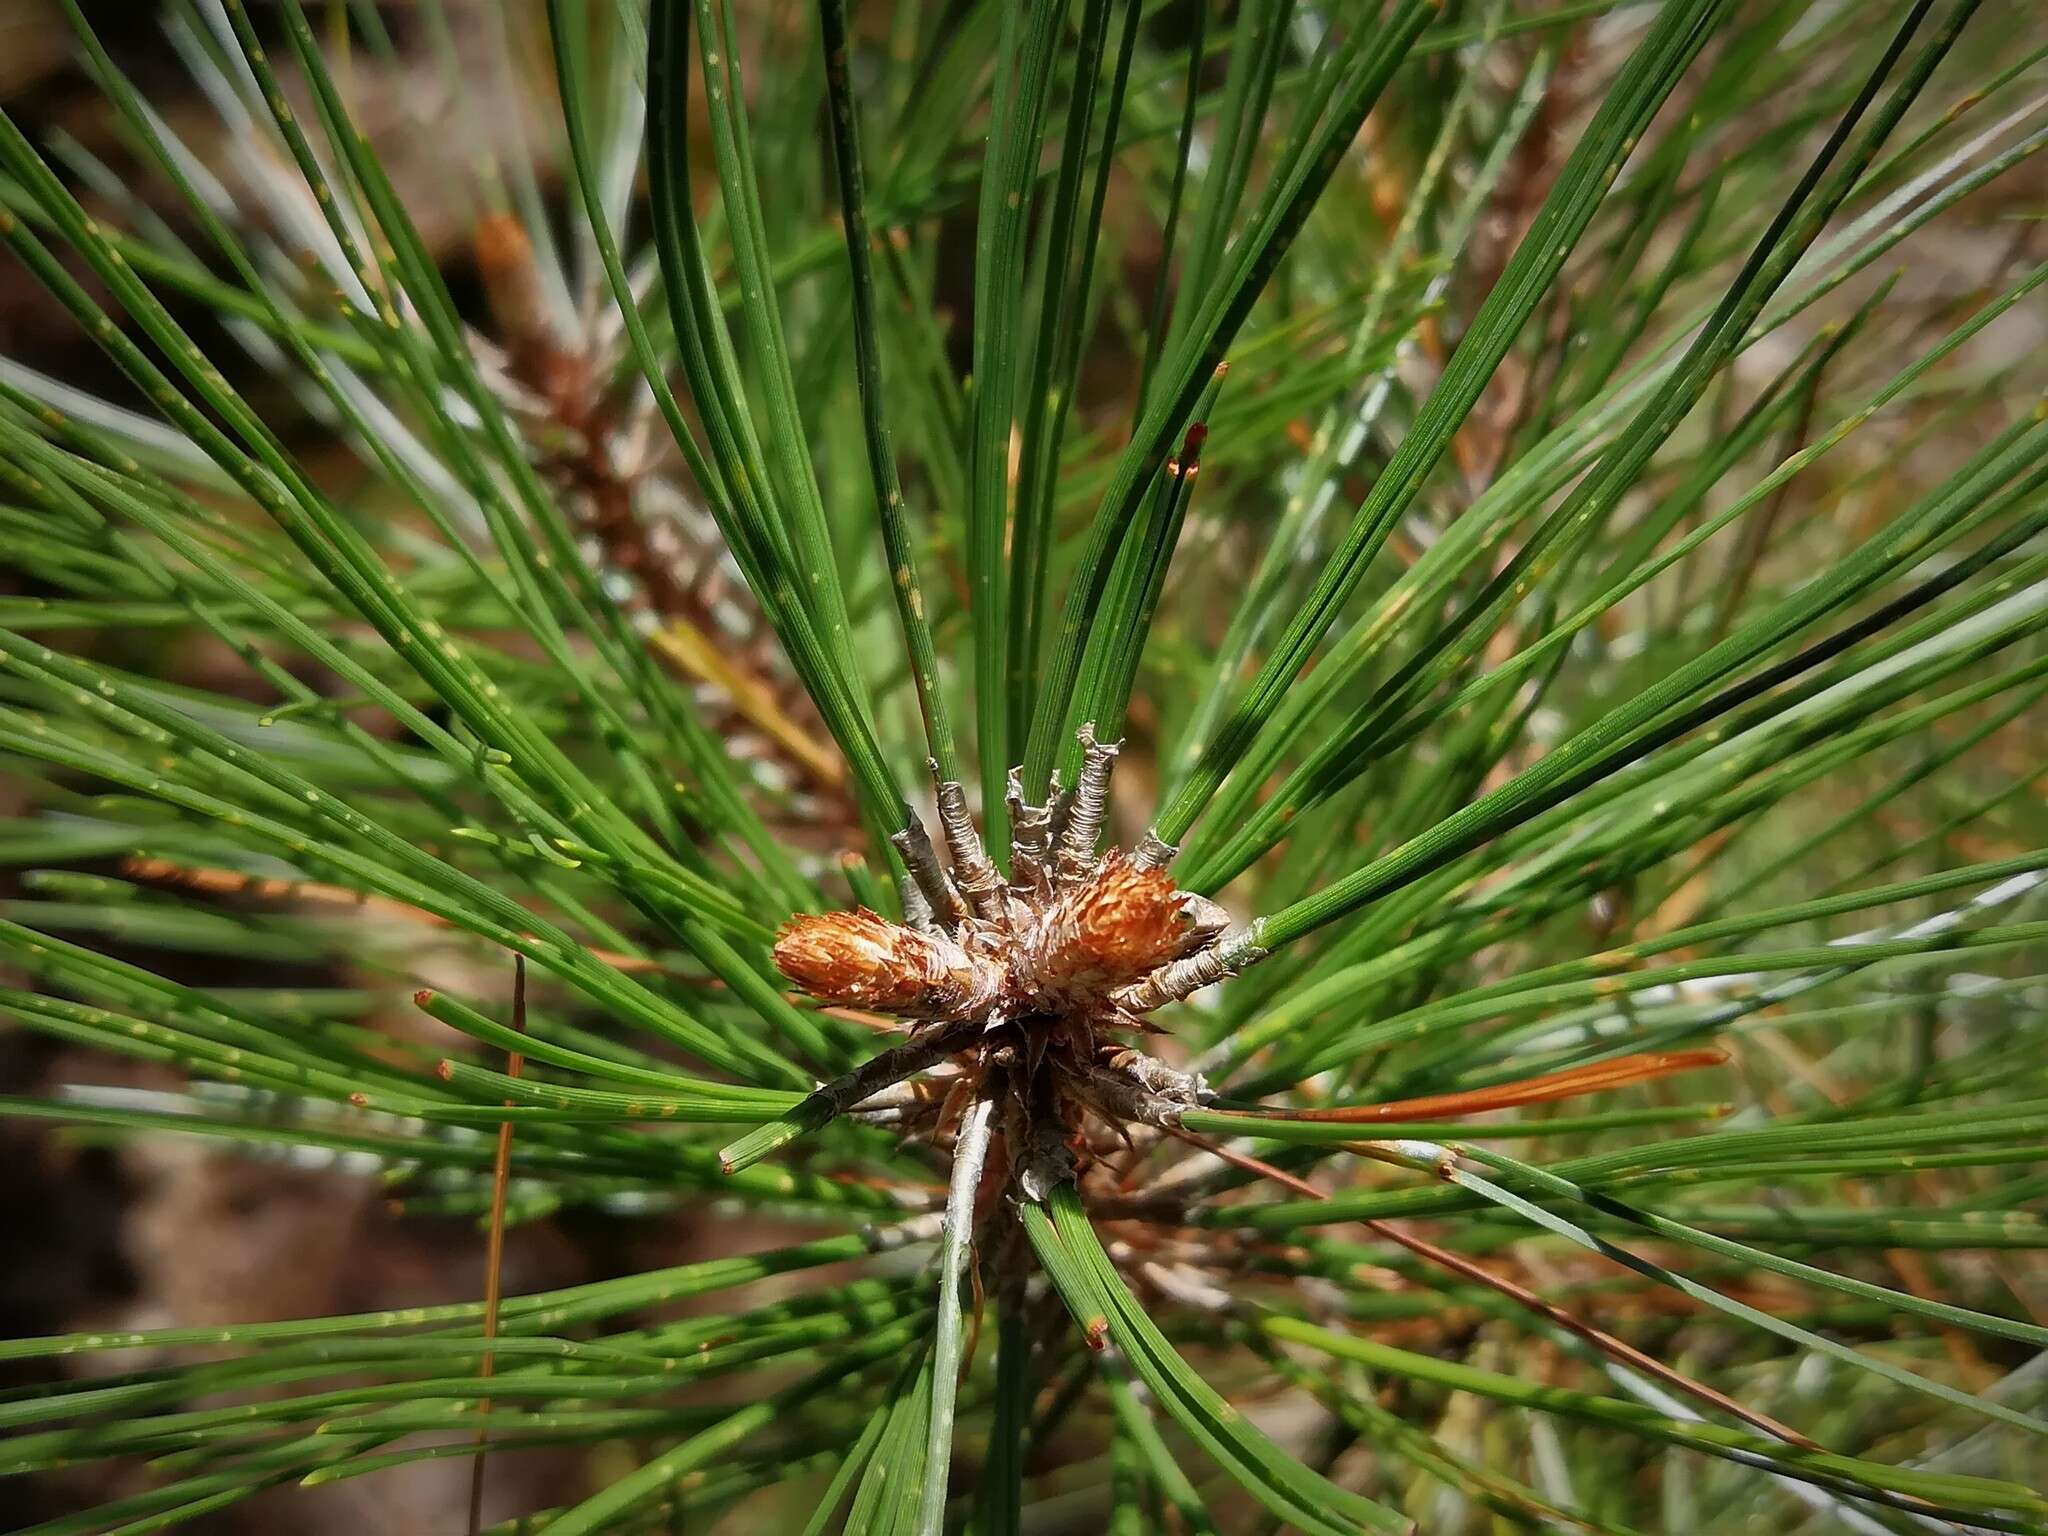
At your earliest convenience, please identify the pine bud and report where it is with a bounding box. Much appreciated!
[1036,853,1191,1002]
[773,908,1003,1018]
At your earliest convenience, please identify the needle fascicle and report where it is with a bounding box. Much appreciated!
[1054,724,1121,886]
[1008,766,1058,894]
[892,815,967,930]
[934,763,1007,920]
[1114,925,1267,1013]
[1130,829,1177,872]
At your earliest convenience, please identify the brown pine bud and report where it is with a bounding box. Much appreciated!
[773,908,1003,1019]
[1036,852,1190,1003]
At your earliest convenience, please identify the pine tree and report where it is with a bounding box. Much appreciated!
[0,1,2043,1531]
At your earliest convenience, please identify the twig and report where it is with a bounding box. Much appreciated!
[918,1094,998,1536]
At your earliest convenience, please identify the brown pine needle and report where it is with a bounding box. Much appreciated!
[648,617,845,787]
[468,954,528,1536]
[1241,1049,1727,1123]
